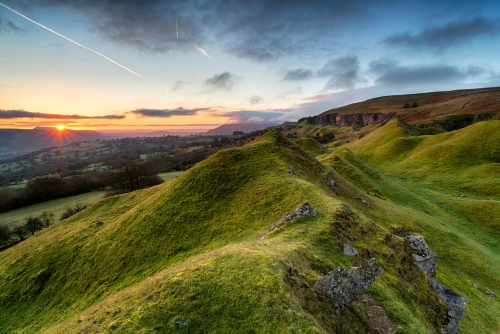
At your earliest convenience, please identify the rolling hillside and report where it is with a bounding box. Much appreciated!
[0,126,499,333]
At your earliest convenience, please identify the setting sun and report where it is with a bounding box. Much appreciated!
[56,125,64,131]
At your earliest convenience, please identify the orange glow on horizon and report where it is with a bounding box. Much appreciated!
[56,125,65,131]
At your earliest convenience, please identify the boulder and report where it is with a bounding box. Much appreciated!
[314,258,383,311]
[361,199,370,208]
[343,243,359,256]
[288,169,298,176]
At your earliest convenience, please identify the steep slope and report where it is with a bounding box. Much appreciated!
[0,131,499,333]
[349,119,500,196]
[299,87,500,129]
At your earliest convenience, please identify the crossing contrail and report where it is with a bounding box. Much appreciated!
[194,44,213,59]
[0,2,144,79]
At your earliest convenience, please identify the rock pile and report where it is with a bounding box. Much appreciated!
[405,235,467,334]
[314,258,383,311]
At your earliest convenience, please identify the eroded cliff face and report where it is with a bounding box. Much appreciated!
[298,112,397,129]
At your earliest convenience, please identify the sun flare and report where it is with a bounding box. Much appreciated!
[56,125,64,131]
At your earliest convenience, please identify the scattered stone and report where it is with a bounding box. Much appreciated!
[485,290,497,299]
[257,201,316,240]
[375,189,383,195]
[327,179,339,195]
[288,169,298,176]
[7,275,12,280]
[472,282,479,289]
[405,235,467,334]
[388,248,393,256]
[361,199,370,208]
[391,226,421,237]
[343,243,359,256]
[314,258,383,311]
[175,318,188,327]
[317,143,325,149]
[17,268,25,275]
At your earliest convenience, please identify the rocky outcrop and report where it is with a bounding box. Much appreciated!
[405,235,467,334]
[257,201,316,240]
[314,258,383,311]
[327,179,339,195]
[298,112,397,129]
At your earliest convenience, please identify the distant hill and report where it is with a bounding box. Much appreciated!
[299,87,500,130]
[0,127,105,156]
[204,123,278,135]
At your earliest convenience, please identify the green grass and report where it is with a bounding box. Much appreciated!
[0,130,499,333]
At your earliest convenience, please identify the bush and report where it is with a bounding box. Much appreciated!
[12,225,28,241]
[0,224,11,245]
[60,203,89,221]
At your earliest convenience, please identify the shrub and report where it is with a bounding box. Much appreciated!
[60,203,89,221]
[12,225,28,241]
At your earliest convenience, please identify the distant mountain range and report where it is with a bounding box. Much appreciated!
[203,123,279,135]
[0,127,105,156]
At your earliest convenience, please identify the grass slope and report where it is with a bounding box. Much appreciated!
[0,130,498,333]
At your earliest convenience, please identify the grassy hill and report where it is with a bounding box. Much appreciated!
[0,129,499,333]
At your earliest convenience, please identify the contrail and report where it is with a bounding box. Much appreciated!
[194,44,213,59]
[176,18,179,54]
[0,57,15,62]
[0,2,144,79]
[479,65,500,70]
[165,87,171,100]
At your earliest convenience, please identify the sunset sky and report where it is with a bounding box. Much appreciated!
[1,0,500,132]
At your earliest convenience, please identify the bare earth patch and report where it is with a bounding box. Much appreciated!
[363,295,398,334]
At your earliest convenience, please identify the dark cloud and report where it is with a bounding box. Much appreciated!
[318,56,360,90]
[383,16,500,50]
[369,60,486,86]
[211,110,285,123]
[130,107,209,118]
[248,95,263,105]
[26,0,382,60]
[205,72,241,91]
[283,69,313,81]
[0,109,125,119]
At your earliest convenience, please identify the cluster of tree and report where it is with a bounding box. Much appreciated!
[0,211,55,250]
[0,160,165,213]
[403,102,419,108]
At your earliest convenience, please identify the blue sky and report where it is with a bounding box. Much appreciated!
[1,0,500,131]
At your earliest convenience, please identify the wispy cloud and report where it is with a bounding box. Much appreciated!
[0,109,125,119]
[130,107,210,118]
[211,110,286,123]
[318,56,361,91]
[248,95,263,105]
[194,44,213,59]
[383,16,500,50]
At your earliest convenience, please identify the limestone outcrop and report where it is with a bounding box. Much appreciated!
[257,201,316,240]
[405,235,467,334]
[314,258,383,311]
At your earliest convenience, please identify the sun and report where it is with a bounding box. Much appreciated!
[56,125,65,131]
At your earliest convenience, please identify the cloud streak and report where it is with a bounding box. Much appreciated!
[0,109,125,119]
[284,69,313,81]
[194,44,213,59]
[383,16,500,50]
[0,2,145,79]
[130,107,210,118]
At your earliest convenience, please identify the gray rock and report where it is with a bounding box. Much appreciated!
[472,282,479,289]
[343,243,359,256]
[405,235,467,334]
[288,169,298,176]
[315,258,383,311]
[433,283,467,334]
[361,199,370,207]
[327,180,339,195]
[485,290,497,299]
[257,201,316,240]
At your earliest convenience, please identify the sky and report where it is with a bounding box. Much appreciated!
[1,0,500,132]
